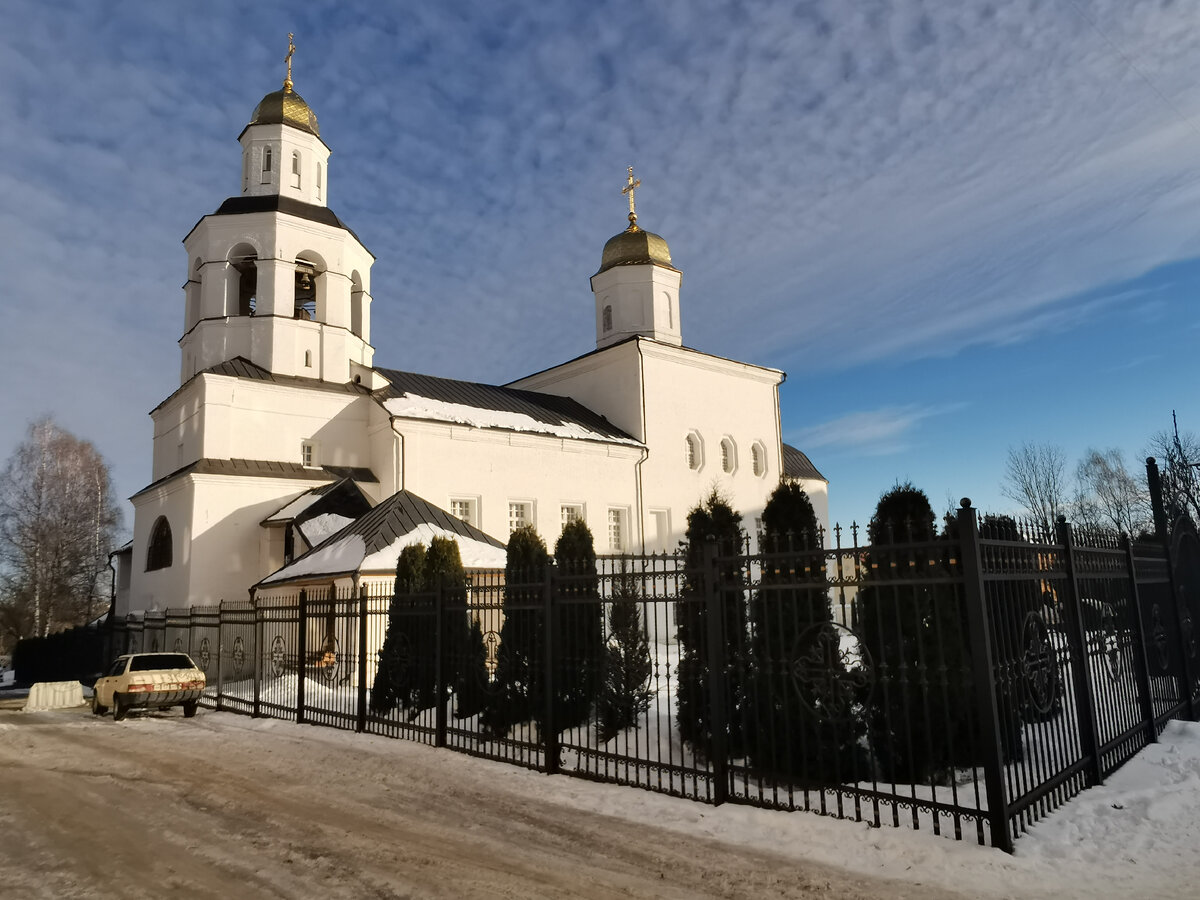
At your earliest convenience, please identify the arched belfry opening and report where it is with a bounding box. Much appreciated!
[294,252,326,321]
[350,270,364,337]
[228,243,259,317]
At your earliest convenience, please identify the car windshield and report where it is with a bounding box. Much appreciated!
[129,654,196,672]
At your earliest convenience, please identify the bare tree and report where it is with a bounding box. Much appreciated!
[1146,415,1200,526]
[0,418,121,650]
[1075,448,1150,536]
[1001,442,1067,538]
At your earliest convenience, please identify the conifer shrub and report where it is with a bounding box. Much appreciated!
[370,543,429,716]
[552,519,605,731]
[747,481,866,783]
[596,561,654,742]
[858,483,976,783]
[675,489,749,760]
[480,524,550,736]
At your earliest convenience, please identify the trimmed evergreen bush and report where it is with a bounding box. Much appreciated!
[675,489,748,760]
[747,481,866,783]
[480,524,550,736]
[597,561,654,742]
[370,543,429,716]
[552,519,605,731]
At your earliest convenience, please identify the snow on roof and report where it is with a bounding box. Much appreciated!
[383,393,641,444]
[361,523,508,572]
[262,535,367,583]
[264,489,327,524]
[298,513,355,547]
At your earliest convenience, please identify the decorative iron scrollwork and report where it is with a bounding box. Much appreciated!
[474,631,504,694]
[1151,605,1170,672]
[173,637,183,654]
[151,637,160,652]
[232,635,246,677]
[788,623,872,719]
[319,636,339,683]
[270,635,286,678]
[1021,613,1059,716]
[198,637,211,673]
[1100,603,1122,682]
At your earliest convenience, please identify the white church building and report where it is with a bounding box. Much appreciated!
[113,60,827,615]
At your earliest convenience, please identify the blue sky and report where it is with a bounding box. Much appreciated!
[1,0,1198,532]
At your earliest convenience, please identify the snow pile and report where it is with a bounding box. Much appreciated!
[384,393,639,444]
[299,513,355,547]
[24,681,85,711]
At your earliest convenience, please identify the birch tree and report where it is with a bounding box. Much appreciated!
[0,418,121,649]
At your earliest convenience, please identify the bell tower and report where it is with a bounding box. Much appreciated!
[589,167,682,350]
[178,35,374,385]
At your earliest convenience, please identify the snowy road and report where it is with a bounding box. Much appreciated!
[0,705,964,899]
[2,703,1198,899]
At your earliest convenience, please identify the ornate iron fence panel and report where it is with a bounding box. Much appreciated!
[1170,520,1200,708]
[362,581,440,743]
[189,607,220,708]
[1132,542,1189,726]
[143,611,166,654]
[298,588,361,730]
[256,593,301,719]
[164,608,191,660]
[217,602,255,714]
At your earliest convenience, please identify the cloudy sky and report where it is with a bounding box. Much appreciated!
[2,0,1199,530]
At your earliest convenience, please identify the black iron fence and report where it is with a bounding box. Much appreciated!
[103,502,1200,852]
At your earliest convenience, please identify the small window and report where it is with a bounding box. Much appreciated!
[751,444,764,477]
[607,509,625,552]
[602,305,613,333]
[261,146,273,182]
[316,161,323,200]
[685,434,700,470]
[146,517,173,571]
[242,152,249,191]
[508,502,531,534]
[301,440,316,468]
[291,151,301,188]
[450,498,476,526]
[304,350,312,368]
[561,505,583,529]
[720,437,736,474]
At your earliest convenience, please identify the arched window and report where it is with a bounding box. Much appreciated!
[685,434,699,470]
[261,146,273,182]
[751,444,764,477]
[291,151,302,188]
[304,350,312,368]
[146,517,173,571]
[720,437,736,473]
[602,305,613,333]
[242,152,249,191]
[350,270,364,337]
[316,161,323,200]
[665,291,673,328]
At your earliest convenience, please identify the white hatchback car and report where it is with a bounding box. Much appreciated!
[92,652,206,721]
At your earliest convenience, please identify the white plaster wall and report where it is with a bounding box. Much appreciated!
[507,339,646,441]
[128,478,196,613]
[394,419,643,550]
[239,123,330,206]
[590,264,682,349]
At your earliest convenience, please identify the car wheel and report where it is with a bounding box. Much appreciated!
[91,694,107,716]
[112,693,128,722]
[183,700,198,718]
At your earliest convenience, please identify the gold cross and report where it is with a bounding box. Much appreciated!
[284,33,296,92]
[622,166,641,231]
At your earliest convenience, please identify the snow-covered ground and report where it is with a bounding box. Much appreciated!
[5,702,1193,898]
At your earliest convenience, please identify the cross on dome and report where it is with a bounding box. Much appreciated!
[283,33,296,93]
[622,166,641,232]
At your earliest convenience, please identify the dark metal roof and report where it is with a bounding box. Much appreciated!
[152,357,367,414]
[260,477,374,526]
[130,458,377,501]
[183,195,373,256]
[258,489,506,586]
[326,489,506,557]
[374,368,636,443]
[782,443,826,482]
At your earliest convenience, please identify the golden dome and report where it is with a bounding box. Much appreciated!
[596,226,676,275]
[249,88,320,137]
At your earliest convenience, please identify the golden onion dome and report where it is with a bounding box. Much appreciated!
[249,88,320,137]
[596,226,676,275]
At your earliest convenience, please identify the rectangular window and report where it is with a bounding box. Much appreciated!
[608,508,625,552]
[301,440,316,468]
[261,145,272,183]
[561,504,583,528]
[450,498,476,526]
[508,502,531,534]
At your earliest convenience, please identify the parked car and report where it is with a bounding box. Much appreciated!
[92,652,206,721]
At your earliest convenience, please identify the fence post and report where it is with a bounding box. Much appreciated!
[542,562,559,775]
[956,500,1014,853]
[296,589,308,725]
[435,579,448,749]
[252,600,263,718]
[1147,458,1169,542]
[356,586,368,734]
[216,601,225,712]
[703,538,729,806]
[1057,517,1103,787]
[1122,534,1158,745]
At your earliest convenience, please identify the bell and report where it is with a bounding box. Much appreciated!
[298,272,313,290]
